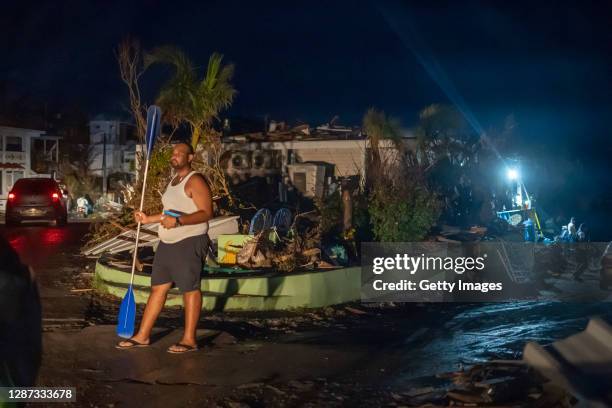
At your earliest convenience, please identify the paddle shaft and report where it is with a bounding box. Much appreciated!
[128,157,151,287]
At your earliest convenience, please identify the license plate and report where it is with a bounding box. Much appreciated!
[23,208,44,216]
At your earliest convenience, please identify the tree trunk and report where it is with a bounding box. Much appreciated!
[191,127,202,150]
[342,184,353,232]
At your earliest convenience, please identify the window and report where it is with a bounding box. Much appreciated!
[6,136,23,152]
[293,172,307,192]
[6,171,24,189]
[12,177,52,193]
[232,155,244,168]
[253,155,264,168]
[6,170,23,188]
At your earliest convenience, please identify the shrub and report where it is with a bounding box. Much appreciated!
[369,180,440,242]
[316,190,343,241]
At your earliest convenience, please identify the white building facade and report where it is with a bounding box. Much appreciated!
[89,119,136,177]
[0,126,61,210]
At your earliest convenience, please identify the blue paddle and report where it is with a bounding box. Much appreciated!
[117,105,161,338]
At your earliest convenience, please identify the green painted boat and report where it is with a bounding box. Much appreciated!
[94,256,361,311]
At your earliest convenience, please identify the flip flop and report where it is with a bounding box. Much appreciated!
[115,338,150,350]
[167,343,198,354]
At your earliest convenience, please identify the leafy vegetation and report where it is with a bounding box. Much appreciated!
[369,179,440,242]
[144,46,236,149]
[60,144,98,201]
[362,108,441,242]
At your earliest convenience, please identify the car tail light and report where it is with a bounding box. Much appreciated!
[8,192,15,201]
[52,192,60,201]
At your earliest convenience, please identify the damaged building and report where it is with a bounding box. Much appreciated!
[216,120,416,201]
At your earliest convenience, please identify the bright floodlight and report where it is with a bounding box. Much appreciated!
[507,168,519,180]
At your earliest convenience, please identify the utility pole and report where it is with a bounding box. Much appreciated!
[102,131,107,199]
[102,123,115,200]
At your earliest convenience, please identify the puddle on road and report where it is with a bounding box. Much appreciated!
[398,301,612,385]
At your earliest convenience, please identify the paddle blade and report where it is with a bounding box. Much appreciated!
[116,285,136,338]
[145,105,161,158]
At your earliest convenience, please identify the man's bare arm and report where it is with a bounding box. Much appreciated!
[178,174,214,225]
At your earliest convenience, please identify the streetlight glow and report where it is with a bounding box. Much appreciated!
[507,168,519,180]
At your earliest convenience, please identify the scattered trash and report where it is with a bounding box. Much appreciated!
[82,215,240,256]
[344,306,367,315]
[390,360,578,406]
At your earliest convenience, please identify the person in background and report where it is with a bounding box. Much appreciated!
[559,225,569,242]
[577,223,588,242]
[573,224,592,281]
[567,217,577,241]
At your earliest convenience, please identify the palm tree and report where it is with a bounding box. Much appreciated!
[145,46,236,148]
[414,104,476,168]
[362,108,402,186]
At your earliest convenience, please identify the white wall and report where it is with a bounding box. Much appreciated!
[88,120,136,176]
[89,120,121,144]
[89,144,135,176]
[0,126,52,210]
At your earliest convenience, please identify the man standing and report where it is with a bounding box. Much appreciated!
[117,142,213,353]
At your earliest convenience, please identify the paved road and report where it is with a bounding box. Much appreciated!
[3,221,612,405]
[1,222,94,320]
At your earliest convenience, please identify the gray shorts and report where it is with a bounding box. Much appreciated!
[151,234,209,293]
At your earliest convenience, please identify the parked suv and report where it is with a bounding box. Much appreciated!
[5,178,68,226]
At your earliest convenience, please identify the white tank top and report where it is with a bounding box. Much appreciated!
[158,171,209,244]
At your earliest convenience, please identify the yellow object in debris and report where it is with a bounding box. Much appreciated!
[217,234,254,265]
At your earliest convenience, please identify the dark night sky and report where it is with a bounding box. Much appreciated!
[1,1,611,160]
[2,0,611,137]
[1,0,611,234]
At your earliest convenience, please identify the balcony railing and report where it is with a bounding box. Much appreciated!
[2,151,26,162]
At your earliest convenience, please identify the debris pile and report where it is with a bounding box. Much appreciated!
[524,317,612,406]
[235,223,324,272]
[391,361,577,407]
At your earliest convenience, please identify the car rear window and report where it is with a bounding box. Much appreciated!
[12,179,58,194]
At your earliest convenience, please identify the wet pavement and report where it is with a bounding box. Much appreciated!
[3,222,612,406]
[397,301,612,387]
[0,222,93,320]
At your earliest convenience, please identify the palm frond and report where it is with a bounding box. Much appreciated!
[147,46,237,144]
[145,46,196,84]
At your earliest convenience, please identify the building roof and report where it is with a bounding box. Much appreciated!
[0,125,46,134]
[224,120,415,144]
[0,163,25,169]
[0,125,61,139]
